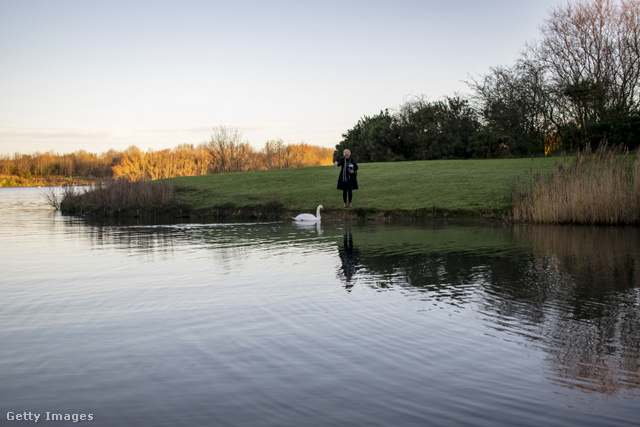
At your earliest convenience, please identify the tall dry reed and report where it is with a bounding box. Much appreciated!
[512,144,640,225]
[60,180,177,216]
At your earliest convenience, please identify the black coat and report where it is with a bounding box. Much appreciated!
[336,157,358,190]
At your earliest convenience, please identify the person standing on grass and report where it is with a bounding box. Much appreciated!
[334,149,358,207]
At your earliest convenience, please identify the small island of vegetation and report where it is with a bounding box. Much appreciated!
[52,144,639,225]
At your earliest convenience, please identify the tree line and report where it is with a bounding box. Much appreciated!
[336,0,640,162]
[0,127,333,186]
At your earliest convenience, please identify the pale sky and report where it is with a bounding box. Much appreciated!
[0,0,561,155]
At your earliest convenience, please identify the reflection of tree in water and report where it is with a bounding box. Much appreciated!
[62,217,178,259]
[342,223,640,400]
[353,247,498,309]
[64,218,335,271]
[510,225,640,399]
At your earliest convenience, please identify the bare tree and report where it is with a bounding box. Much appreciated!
[468,57,555,155]
[468,0,640,152]
[205,126,254,173]
[535,0,640,120]
[262,139,287,170]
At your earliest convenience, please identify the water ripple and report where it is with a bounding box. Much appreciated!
[2,189,639,426]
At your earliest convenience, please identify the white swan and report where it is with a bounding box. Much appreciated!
[292,205,323,222]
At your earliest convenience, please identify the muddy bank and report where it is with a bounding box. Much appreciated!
[62,201,502,222]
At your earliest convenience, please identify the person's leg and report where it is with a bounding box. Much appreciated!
[343,189,348,206]
[348,189,353,206]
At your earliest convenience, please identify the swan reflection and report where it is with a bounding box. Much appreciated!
[291,220,323,235]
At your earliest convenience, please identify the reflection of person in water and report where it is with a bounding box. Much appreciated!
[338,226,360,291]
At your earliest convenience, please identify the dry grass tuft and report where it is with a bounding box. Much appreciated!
[512,144,639,225]
[60,180,177,216]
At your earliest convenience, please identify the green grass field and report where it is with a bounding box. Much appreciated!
[167,157,558,218]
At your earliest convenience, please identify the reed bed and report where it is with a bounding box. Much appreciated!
[59,180,179,217]
[512,144,640,225]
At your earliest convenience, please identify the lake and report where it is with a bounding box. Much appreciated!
[1,187,639,426]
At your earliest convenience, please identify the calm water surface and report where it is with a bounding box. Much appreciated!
[1,187,639,426]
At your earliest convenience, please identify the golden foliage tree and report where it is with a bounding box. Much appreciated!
[2,127,335,185]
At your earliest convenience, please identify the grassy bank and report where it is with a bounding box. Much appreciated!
[161,157,559,220]
[58,157,561,220]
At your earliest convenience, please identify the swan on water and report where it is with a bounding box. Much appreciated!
[292,205,323,222]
